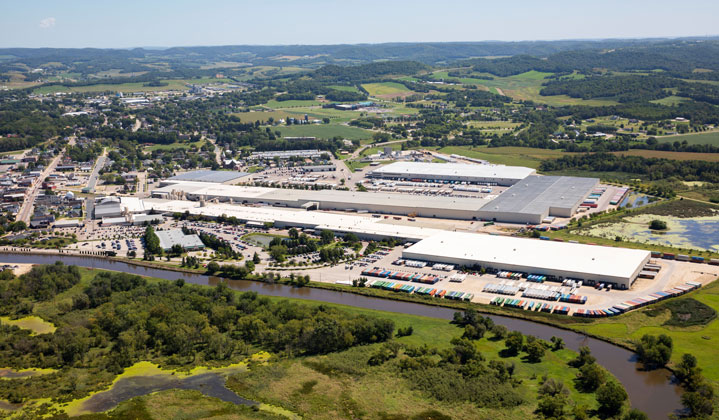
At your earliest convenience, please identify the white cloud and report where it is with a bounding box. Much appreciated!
[39,17,56,29]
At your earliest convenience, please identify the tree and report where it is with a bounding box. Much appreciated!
[206,261,220,274]
[491,324,508,340]
[505,331,524,356]
[596,381,627,416]
[252,252,261,264]
[288,228,299,239]
[636,334,672,369]
[537,394,567,419]
[550,336,564,351]
[320,229,335,245]
[577,362,606,392]
[569,346,595,368]
[170,244,184,256]
[649,219,667,230]
[622,409,649,420]
[675,353,702,387]
[681,382,714,418]
[525,340,546,363]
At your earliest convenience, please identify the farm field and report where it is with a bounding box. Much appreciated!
[655,130,719,146]
[429,70,619,106]
[264,99,321,109]
[327,85,361,92]
[271,124,373,140]
[361,82,412,98]
[437,145,567,169]
[612,149,719,162]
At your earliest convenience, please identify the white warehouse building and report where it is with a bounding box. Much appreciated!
[152,181,491,220]
[403,231,650,289]
[367,161,536,186]
[478,176,600,224]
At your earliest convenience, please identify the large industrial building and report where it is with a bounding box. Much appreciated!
[152,181,492,220]
[142,196,649,288]
[143,198,444,241]
[367,161,536,186]
[161,170,250,186]
[478,176,600,224]
[403,231,650,289]
[155,229,205,251]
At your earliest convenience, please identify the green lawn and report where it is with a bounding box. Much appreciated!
[144,140,207,152]
[567,280,719,383]
[345,160,371,172]
[272,124,373,140]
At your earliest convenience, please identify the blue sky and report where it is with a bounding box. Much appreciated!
[2,0,718,48]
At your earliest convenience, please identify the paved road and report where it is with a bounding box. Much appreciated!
[86,151,107,193]
[17,149,65,223]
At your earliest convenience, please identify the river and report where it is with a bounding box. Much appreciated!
[0,252,683,419]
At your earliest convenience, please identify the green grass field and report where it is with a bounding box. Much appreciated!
[613,149,719,162]
[361,82,411,97]
[272,124,373,140]
[327,85,360,93]
[437,145,567,169]
[264,99,321,109]
[650,95,691,106]
[568,280,719,383]
[655,131,719,146]
[144,140,206,152]
[429,70,619,107]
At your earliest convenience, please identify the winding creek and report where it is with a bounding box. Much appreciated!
[0,252,682,419]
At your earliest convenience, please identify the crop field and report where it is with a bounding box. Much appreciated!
[234,110,304,124]
[271,124,373,140]
[438,145,567,169]
[429,70,619,106]
[612,149,719,162]
[361,82,412,98]
[264,99,322,109]
[655,130,719,146]
[327,85,360,92]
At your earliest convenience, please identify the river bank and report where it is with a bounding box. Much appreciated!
[0,251,684,419]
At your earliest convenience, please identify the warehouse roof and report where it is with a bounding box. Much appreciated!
[167,170,249,184]
[154,182,492,212]
[404,231,649,281]
[142,199,444,241]
[480,176,599,215]
[369,161,535,181]
[155,229,205,251]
